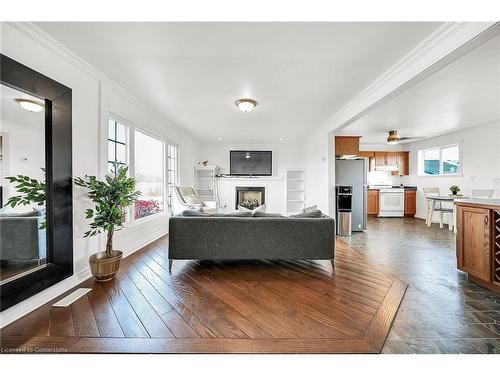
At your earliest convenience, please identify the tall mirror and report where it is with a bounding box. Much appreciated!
[0,84,47,285]
[0,54,73,311]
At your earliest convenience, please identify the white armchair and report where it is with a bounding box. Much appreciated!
[171,185,217,215]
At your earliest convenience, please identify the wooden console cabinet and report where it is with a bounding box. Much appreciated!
[455,200,500,290]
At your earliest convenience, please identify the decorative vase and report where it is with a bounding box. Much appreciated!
[89,250,123,282]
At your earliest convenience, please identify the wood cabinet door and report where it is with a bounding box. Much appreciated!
[456,205,492,281]
[367,190,379,215]
[404,190,416,216]
[335,136,359,156]
[374,153,386,167]
[386,152,398,166]
[398,152,410,176]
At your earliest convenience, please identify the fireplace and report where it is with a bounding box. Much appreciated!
[235,187,265,210]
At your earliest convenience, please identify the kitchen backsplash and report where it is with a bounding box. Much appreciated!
[367,170,403,186]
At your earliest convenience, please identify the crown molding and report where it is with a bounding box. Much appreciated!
[5,22,201,143]
[322,22,500,134]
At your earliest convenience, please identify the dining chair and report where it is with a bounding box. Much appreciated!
[423,187,454,230]
[471,189,494,198]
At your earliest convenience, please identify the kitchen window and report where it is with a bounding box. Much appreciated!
[418,144,461,176]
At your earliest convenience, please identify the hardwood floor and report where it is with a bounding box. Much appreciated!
[0,236,406,353]
[344,217,500,354]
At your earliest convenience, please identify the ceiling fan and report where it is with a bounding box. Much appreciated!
[386,130,422,145]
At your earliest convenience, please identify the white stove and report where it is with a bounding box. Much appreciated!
[375,186,405,217]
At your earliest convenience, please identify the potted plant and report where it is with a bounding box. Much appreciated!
[4,170,46,228]
[450,185,461,196]
[74,164,140,282]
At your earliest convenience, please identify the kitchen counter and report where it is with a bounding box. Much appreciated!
[455,198,500,291]
[454,198,500,208]
[368,186,417,191]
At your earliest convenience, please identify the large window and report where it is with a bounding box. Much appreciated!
[167,143,178,207]
[108,119,127,174]
[134,130,165,219]
[418,144,461,176]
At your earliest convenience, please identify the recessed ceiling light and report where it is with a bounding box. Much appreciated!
[279,138,284,142]
[235,98,257,112]
[217,137,223,141]
[15,98,44,113]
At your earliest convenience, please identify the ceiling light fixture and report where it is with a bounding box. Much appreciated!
[235,98,257,112]
[217,137,223,141]
[15,98,45,113]
[386,130,400,145]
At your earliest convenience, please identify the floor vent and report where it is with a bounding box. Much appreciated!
[52,288,92,307]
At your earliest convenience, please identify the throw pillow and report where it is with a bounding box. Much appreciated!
[253,211,285,217]
[237,204,267,216]
[178,210,210,217]
[290,209,323,218]
[302,204,318,213]
[210,211,252,217]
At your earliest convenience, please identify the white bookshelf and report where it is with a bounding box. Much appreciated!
[194,165,218,201]
[286,169,305,212]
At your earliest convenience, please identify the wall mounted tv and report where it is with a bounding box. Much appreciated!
[230,151,272,176]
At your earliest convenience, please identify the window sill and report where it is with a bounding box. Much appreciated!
[417,173,463,178]
[126,211,169,228]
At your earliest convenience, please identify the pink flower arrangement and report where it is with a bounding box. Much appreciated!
[134,199,160,219]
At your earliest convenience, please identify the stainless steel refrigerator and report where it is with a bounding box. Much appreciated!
[335,159,367,231]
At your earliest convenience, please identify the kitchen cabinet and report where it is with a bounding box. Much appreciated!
[374,152,386,168]
[398,152,410,176]
[404,190,416,216]
[362,151,410,176]
[456,204,492,283]
[367,190,379,215]
[335,136,360,157]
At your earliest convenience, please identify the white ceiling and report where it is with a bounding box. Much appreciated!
[1,84,45,129]
[36,22,441,143]
[338,33,500,145]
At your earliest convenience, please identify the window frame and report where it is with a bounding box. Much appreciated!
[418,143,462,177]
[167,143,179,208]
[133,128,167,221]
[104,115,173,226]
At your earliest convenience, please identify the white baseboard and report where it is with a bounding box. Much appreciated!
[0,228,167,329]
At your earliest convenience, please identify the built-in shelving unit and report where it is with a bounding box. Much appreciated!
[194,165,218,202]
[286,169,305,212]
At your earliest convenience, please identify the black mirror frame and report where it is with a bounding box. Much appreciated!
[0,54,73,311]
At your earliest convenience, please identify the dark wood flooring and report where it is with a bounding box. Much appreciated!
[0,236,406,353]
[344,217,500,354]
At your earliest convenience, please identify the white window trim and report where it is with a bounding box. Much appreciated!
[103,114,170,227]
[417,143,463,177]
[133,128,167,223]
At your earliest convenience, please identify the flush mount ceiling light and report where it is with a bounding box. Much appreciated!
[15,98,45,113]
[235,98,257,112]
[386,130,400,145]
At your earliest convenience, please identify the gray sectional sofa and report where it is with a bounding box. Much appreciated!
[168,212,335,271]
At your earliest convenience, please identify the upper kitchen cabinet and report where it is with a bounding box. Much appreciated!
[335,136,360,157]
[361,151,410,176]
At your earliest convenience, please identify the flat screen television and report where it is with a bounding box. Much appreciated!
[230,151,272,176]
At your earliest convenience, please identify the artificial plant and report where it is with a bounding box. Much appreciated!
[74,163,140,257]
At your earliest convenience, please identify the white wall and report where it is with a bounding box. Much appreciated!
[198,142,303,213]
[402,121,500,222]
[302,128,331,214]
[0,23,200,327]
[1,120,45,205]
